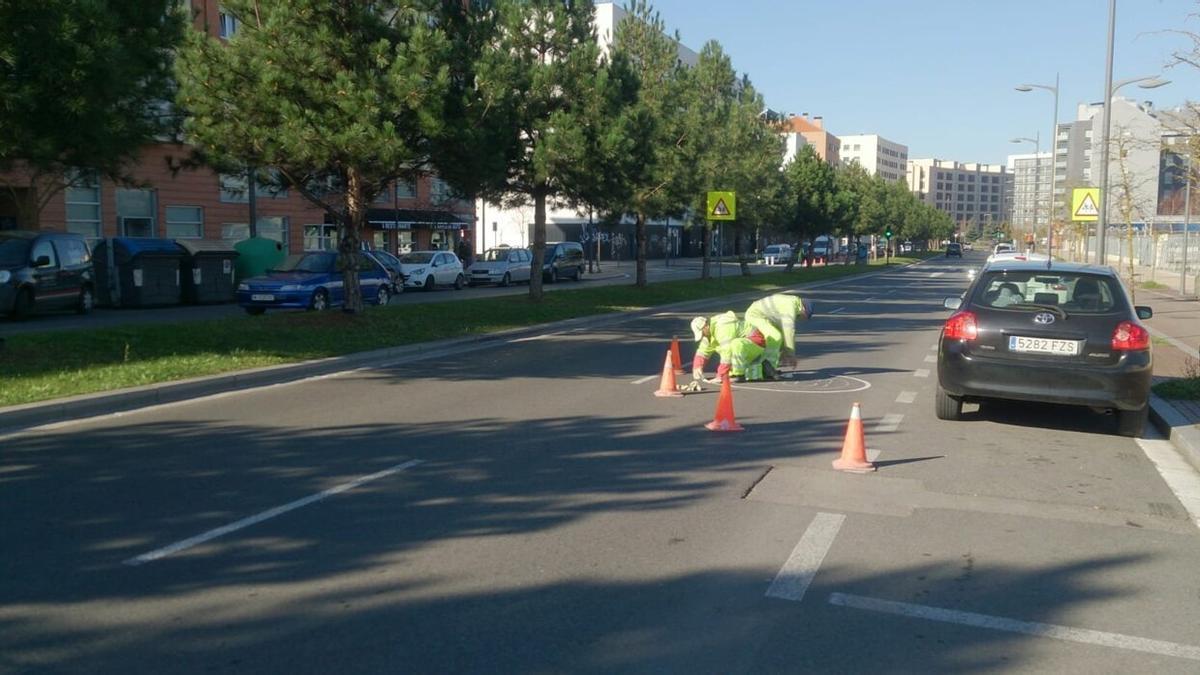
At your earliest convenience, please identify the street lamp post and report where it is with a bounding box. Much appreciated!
[1015,74,1059,267]
[1010,134,1042,252]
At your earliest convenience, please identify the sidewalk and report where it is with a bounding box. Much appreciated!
[1139,287,1200,471]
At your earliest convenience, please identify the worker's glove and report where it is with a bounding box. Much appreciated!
[680,380,704,393]
[692,367,705,382]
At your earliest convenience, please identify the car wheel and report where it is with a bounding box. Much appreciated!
[245,307,266,316]
[574,266,583,281]
[935,384,963,421]
[1115,406,1148,437]
[500,272,511,287]
[548,267,558,283]
[309,289,329,311]
[76,285,95,314]
[424,275,435,292]
[12,287,34,319]
[377,285,390,306]
[454,274,465,290]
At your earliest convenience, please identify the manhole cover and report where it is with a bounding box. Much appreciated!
[733,373,870,394]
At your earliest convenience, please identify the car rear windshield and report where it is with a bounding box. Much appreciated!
[481,249,511,262]
[973,271,1122,313]
[0,237,31,267]
[401,252,434,264]
[274,253,335,273]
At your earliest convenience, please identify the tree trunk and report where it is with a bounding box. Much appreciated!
[701,225,712,279]
[737,229,750,276]
[528,188,547,301]
[340,168,366,314]
[635,212,647,288]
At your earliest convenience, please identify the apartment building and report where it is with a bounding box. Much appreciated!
[0,0,475,256]
[838,134,909,182]
[1006,152,1052,230]
[781,115,840,165]
[907,159,1011,235]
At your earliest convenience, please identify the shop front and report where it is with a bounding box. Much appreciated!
[365,208,470,255]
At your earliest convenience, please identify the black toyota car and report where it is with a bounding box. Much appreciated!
[936,260,1153,436]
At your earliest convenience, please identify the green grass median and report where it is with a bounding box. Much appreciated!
[0,256,930,407]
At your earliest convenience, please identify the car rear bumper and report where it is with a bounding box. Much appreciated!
[938,341,1151,411]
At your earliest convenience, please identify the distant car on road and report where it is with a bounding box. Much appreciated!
[762,244,794,265]
[238,251,392,315]
[468,247,532,287]
[937,259,1153,436]
[962,242,974,252]
[0,230,95,319]
[542,241,585,282]
[946,243,962,257]
[400,251,465,291]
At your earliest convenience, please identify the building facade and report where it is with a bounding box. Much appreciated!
[907,159,1011,235]
[838,134,909,182]
[0,0,476,256]
[1006,152,1052,231]
[782,115,840,165]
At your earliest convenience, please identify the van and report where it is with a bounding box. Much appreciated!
[542,241,585,282]
[762,244,793,265]
[0,230,96,318]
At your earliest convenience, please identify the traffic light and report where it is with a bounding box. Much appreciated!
[884,228,893,239]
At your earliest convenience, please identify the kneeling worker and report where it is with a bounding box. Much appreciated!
[744,293,812,378]
[690,311,766,383]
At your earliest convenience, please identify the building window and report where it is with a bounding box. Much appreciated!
[219,170,287,203]
[222,217,288,251]
[218,8,239,38]
[165,206,203,239]
[396,179,416,199]
[65,171,101,238]
[304,224,338,251]
[116,188,155,237]
[431,177,455,205]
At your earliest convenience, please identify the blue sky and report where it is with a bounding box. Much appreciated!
[642,0,1200,164]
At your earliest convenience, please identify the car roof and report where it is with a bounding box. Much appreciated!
[982,259,1116,276]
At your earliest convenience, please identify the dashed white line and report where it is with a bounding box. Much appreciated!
[124,459,423,566]
[1136,436,1200,530]
[828,307,847,314]
[923,355,937,363]
[829,593,1200,662]
[875,413,904,434]
[896,391,917,404]
[931,271,945,278]
[765,512,845,602]
[632,374,658,385]
[930,343,938,351]
[913,369,931,378]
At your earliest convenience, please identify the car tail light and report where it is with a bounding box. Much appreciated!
[944,311,978,341]
[1111,321,1149,351]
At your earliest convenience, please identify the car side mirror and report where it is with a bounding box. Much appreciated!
[944,297,963,311]
[33,255,51,267]
[1135,306,1152,320]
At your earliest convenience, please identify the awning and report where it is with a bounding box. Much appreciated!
[366,208,470,231]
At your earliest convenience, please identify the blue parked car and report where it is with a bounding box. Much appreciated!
[237,251,391,315]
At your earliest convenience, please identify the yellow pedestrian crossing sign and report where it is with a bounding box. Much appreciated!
[1072,187,1100,222]
[707,191,736,221]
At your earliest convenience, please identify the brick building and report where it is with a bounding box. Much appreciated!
[0,0,475,256]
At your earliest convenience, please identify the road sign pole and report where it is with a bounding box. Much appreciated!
[1183,154,1191,296]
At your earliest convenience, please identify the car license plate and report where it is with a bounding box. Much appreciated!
[1008,336,1080,355]
[251,294,274,302]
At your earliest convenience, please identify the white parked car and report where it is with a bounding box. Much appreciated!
[761,244,793,265]
[467,247,532,287]
[399,251,465,291]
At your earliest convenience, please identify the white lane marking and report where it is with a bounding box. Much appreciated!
[930,343,938,351]
[732,375,871,395]
[1145,325,1198,357]
[896,391,917,404]
[124,459,422,566]
[865,297,878,302]
[1136,437,1200,530]
[913,369,931,378]
[632,374,658,385]
[923,355,937,363]
[765,512,845,602]
[828,307,847,314]
[875,413,904,433]
[829,593,1200,662]
[886,289,898,295]
[931,272,944,278]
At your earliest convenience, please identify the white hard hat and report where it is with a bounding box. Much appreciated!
[690,316,707,342]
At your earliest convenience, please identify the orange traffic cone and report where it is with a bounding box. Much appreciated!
[705,374,744,431]
[653,350,683,398]
[832,402,875,473]
[670,337,685,374]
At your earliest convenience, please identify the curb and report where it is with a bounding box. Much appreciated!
[1148,394,1200,473]
[0,259,930,435]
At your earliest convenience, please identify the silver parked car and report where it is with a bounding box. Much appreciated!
[467,247,532,287]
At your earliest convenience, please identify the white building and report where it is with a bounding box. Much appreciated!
[781,132,811,165]
[1077,98,1163,225]
[839,134,909,183]
[1006,152,1052,230]
[476,2,700,257]
[907,159,1011,235]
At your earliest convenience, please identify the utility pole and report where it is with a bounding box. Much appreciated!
[1096,0,1117,264]
[1184,152,1192,296]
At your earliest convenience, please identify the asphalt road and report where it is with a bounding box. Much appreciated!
[3,253,1199,674]
[0,258,768,336]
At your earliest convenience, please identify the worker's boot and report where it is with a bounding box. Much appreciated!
[762,361,778,381]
